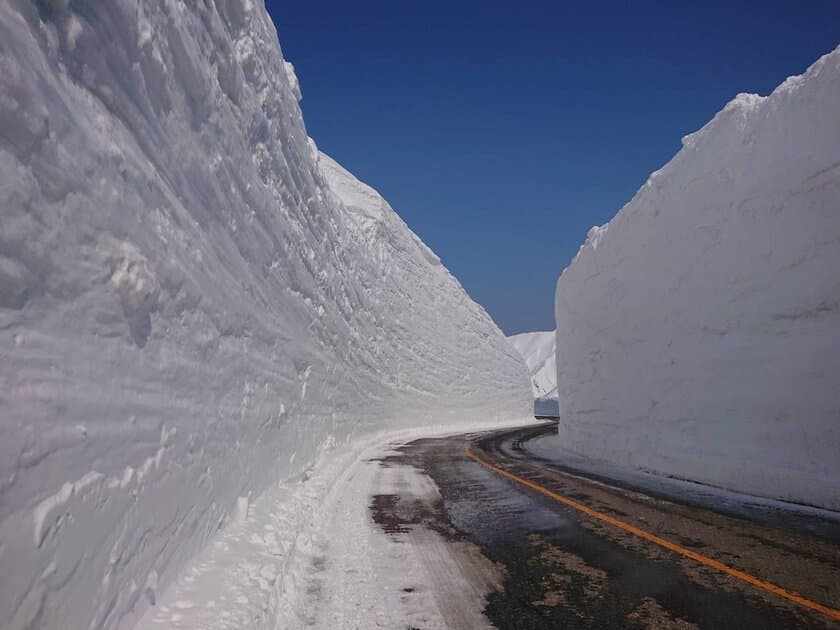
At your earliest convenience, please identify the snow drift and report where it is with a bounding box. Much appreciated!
[554,48,840,511]
[0,2,531,628]
[508,331,559,415]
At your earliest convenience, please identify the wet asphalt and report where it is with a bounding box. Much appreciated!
[370,422,840,629]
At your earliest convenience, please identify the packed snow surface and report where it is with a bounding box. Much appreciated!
[133,418,531,630]
[0,2,531,629]
[554,47,840,511]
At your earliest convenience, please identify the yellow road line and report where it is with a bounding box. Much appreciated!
[465,443,840,622]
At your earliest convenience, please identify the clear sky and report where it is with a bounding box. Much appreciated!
[264,0,840,335]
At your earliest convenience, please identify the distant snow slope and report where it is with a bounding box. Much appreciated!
[554,47,840,511]
[507,331,558,413]
[0,2,531,628]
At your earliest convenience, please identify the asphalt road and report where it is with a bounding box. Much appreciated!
[370,422,840,629]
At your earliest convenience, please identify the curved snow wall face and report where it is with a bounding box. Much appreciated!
[0,2,531,628]
[554,48,840,511]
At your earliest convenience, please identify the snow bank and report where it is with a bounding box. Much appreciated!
[0,2,531,628]
[133,417,536,630]
[507,331,559,415]
[554,48,840,510]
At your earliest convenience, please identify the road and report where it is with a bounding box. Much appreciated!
[370,421,840,629]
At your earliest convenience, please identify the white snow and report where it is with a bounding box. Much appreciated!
[508,330,559,416]
[507,330,558,407]
[554,47,840,511]
[132,418,528,630]
[0,2,531,629]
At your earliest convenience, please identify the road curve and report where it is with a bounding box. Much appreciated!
[469,422,840,625]
[372,421,840,629]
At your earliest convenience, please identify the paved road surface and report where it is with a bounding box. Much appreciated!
[370,421,840,629]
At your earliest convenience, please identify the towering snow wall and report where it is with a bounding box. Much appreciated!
[507,331,559,415]
[554,48,840,511]
[0,2,531,628]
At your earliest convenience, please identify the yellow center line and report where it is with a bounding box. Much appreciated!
[464,443,840,622]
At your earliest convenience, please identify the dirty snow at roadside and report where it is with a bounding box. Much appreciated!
[135,418,531,630]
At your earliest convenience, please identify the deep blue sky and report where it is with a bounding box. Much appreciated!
[264,1,840,335]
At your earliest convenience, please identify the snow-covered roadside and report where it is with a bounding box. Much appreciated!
[526,433,840,527]
[135,416,532,629]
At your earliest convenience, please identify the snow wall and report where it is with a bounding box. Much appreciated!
[0,2,532,628]
[554,47,840,511]
[507,331,559,416]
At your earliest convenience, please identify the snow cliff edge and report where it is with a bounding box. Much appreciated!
[0,2,531,628]
[554,47,840,511]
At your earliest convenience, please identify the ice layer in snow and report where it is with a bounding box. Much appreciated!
[554,47,840,511]
[0,2,531,628]
[507,331,559,416]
